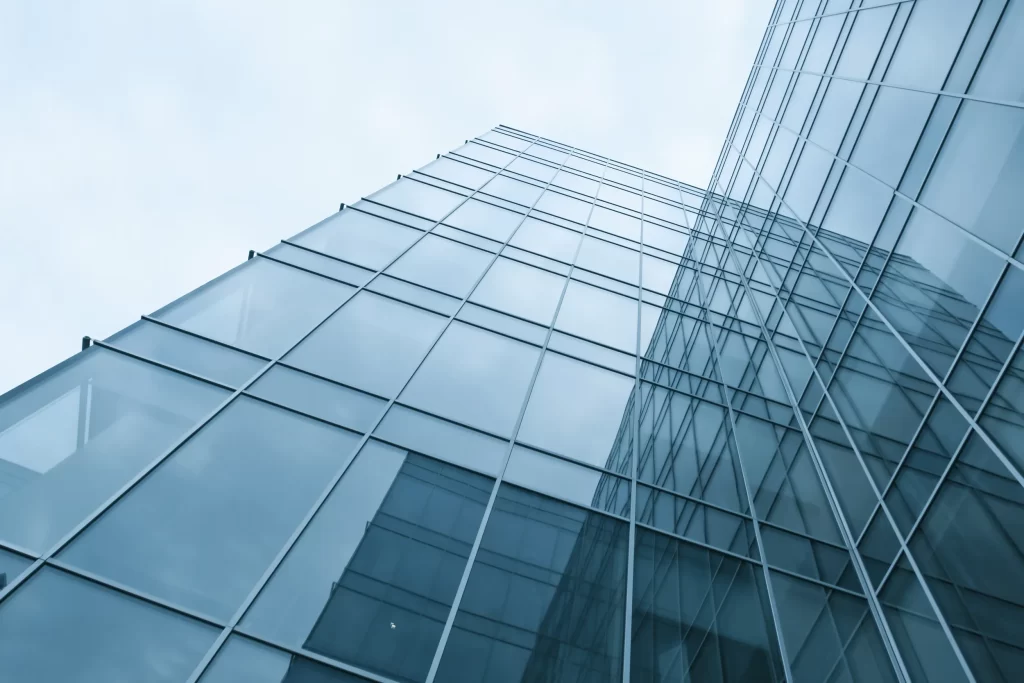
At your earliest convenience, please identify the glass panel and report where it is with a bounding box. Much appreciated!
[0,567,217,682]
[883,0,978,90]
[60,397,362,619]
[265,242,375,286]
[249,364,386,432]
[399,322,540,437]
[535,191,594,224]
[419,157,494,190]
[366,274,462,316]
[851,87,936,187]
[285,291,447,398]
[457,302,549,346]
[0,347,227,552]
[470,257,565,326]
[368,178,465,221]
[435,484,629,683]
[632,528,784,683]
[385,234,493,298]
[518,353,634,469]
[643,222,689,255]
[374,405,508,476]
[202,636,369,682]
[481,175,545,207]
[444,198,524,243]
[591,206,642,242]
[642,254,682,296]
[508,157,557,183]
[508,216,583,263]
[577,236,640,285]
[505,445,630,517]
[155,258,355,357]
[292,211,424,271]
[242,441,492,683]
[454,141,515,168]
[0,546,31,588]
[556,280,638,353]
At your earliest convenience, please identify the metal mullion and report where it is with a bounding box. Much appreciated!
[420,152,614,683]
[688,259,796,683]
[775,0,913,29]
[138,315,273,360]
[723,144,987,683]
[90,339,238,392]
[729,141,1024,492]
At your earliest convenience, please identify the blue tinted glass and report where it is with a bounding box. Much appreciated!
[519,353,634,468]
[374,405,508,476]
[399,322,540,437]
[535,191,594,224]
[244,442,493,683]
[591,206,642,242]
[436,484,628,683]
[265,242,376,286]
[419,157,494,190]
[577,236,640,285]
[508,217,583,263]
[202,636,369,682]
[249,364,386,433]
[285,292,447,398]
[470,257,565,325]
[107,320,266,386]
[481,175,545,207]
[155,258,355,358]
[444,198,524,243]
[0,547,31,588]
[556,280,638,353]
[385,234,493,298]
[455,142,515,168]
[0,347,227,553]
[368,178,466,221]
[293,211,424,270]
[60,397,362,619]
[504,445,630,517]
[0,568,217,682]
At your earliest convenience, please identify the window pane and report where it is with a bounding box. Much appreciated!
[0,568,217,682]
[155,258,355,358]
[374,405,508,476]
[385,234,493,298]
[519,353,634,468]
[243,441,492,683]
[400,322,539,437]
[455,142,514,168]
[292,211,423,271]
[265,242,375,286]
[444,198,524,243]
[508,157,557,183]
[435,484,628,683]
[285,292,447,398]
[590,206,642,242]
[249,364,386,433]
[368,178,466,221]
[470,257,565,325]
[0,547,31,588]
[0,347,228,552]
[481,175,545,207]
[504,445,630,517]
[553,170,600,197]
[60,397,362,619]
[107,320,266,387]
[419,157,494,190]
[535,191,594,224]
[577,236,640,285]
[556,280,638,353]
[201,636,369,683]
[508,217,583,263]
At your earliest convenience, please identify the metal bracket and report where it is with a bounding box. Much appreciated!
[247,250,255,260]
[81,336,91,351]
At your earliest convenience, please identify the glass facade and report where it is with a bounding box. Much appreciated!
[1,2,1023,680]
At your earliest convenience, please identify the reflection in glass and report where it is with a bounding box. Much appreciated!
[60,397,362,619]
[292,210,424,271]
[444,198,524,243]
[0,347,227,552]
[470,257,564,325]
[385,234,493,298]
[202,636,369,682]
[368,179,466,221]
[243,441,492,683]
[436,484,628,683]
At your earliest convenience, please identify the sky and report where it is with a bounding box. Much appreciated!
[0,0,772,394]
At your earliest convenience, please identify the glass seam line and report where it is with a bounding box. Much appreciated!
[181,131,568,682]
[699,170,916,682]
[422,152,616,683]
[726,140,989,683]
[0,131,538,663]
[727,137,1024,491]
[772,0,915,29]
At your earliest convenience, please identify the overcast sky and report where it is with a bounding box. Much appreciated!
[0,0,771,394]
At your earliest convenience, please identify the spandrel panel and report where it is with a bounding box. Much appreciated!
[0,567,217,683]
[285,291,447,398]
[519,353,634,470]
[0,347,227,553]
[106,319,266,387]
[292,210,424,270]
[385,234,493,298]
[368,178,466,221]
[399,322,540,438]
[242,441,493,683]
[435,484,628,683]
[60,397,362,620]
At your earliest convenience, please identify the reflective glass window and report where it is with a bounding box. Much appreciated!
[481,175,545,207]
[385,234,493,298]
[435,484,628,683]
[0,568,217,682]
[577,236,640,285]
[444,198,524,243]
[107,319,266,387]
[553,170,600,197]
[834,5,898,80]
[201,636,367,682]
[508,157,557,183]
[851,87,936,188]
[504,446,630,517]
[265,242,375,286]
[155,258,354,358]
[368,178,466,221]
[591,206,642,242]
[481,130,530,151]
[249,364,386,432]
[642,254,681,296]
[243,441,493,683]
[61,397,362,619]
[470,257,564,325]
[508,217,582,263]
[883,0,978,90]
[292,210,423,271]
[519,353,634,468]
[556,280,638,353]
[819,168,892,248]
[374,404,508,476]
[0,347,227,552]
[419,157,493,190]
[285,291,447,398]
[644,199,689,228]
[400,322,540,437]
[643,222,689,255]
[454,142,514,168]
[599,183,642,211]
[535,190,593,224]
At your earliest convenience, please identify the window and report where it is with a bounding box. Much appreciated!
[292,210,423,270]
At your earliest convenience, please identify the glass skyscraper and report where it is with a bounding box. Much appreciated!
[0,1,1022,681]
